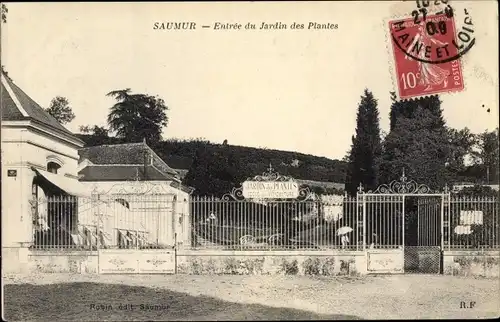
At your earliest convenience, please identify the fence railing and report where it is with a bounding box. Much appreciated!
[444,196,500,250]
[28,193,499,252]
[30,194,179,251]
[189,195,361,250]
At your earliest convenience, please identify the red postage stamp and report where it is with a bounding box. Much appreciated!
[389,13,465,99]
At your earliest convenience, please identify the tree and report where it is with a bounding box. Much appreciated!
[2,4,8,77]
[446,127,477,175]
[379,95,451,190]
[106,89,169,145]
[184,144,243,197]
[2,3,7,24]
[471,128,499,184]
[45,96,75,125]
[345,89,382,196]
[79,125,111,146]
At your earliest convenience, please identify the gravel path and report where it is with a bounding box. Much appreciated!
[3,273,499,320]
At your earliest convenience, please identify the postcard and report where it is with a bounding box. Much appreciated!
[1,1,499,320]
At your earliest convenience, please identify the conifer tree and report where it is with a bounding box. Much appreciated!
[345,89,382,196]
[380,94,450,190]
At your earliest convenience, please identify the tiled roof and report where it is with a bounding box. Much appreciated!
[1,72,80,140]
[78,165,176,182]
[79,142,179,177]
[79,143,148,164]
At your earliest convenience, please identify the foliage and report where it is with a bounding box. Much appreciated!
[380,95,450,191]
[1,65,10,79]
[1,3,7,23]
[106,89,169,145]
[183,144,244,197]
[77,135,348,194]
[454,185,498,198]
[345,89,382,196]
[471,129,499,184]
[78,125,111,146]
[446,127,476,174]
[45,96,75,125]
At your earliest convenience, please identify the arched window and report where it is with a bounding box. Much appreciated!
[47,162,61,174]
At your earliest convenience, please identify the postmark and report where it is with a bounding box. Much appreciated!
[388,1,475,99]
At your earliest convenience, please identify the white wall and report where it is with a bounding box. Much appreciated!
[1,125,82,246]
[80,180,191,246]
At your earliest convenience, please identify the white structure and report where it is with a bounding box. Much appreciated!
[452,183,499,192]
[78,142,194,247]
[1,72,90,271]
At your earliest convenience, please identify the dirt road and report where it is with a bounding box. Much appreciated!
[3,273,499,320]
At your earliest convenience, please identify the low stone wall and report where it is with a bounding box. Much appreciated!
[175,250,367,276]
[443,250,499,278]
[3,247,30,274]
[28,250,98,274]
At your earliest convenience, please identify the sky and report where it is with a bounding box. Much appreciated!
[1,1,498,160]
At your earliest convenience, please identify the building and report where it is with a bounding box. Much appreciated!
[1,72,90,271]
[452,183,500,192]
[78,141,194,247]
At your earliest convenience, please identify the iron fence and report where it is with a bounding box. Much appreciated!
[30,194,178,250]
[363,195,404,249]
[189,195,361,250]
[445,196,500,250]
[28,193,500,252]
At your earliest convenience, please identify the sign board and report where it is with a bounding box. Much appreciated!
[460,210,483,225]
[7,170,17,177]
[98,249,175,274]
[138,251,175,274]
[242,180,299,199]
[367,250,404,273]
[454,225,472,235]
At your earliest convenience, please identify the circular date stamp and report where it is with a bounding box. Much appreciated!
[388,1,475,99]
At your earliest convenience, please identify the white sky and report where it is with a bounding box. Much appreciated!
[1,1,498,160]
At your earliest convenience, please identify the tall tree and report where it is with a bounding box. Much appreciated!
[45,96,75,125]
[106,89,169,145]
[345,89,382,196]
[380,95,450,190]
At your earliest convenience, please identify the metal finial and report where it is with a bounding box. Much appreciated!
[357,182,364,193]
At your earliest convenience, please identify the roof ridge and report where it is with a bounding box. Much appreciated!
[81,142,145,149]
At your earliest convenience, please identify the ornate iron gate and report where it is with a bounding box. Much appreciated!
[403,196,443,274]
[358,170,450,274]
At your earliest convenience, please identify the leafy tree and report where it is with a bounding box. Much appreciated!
[106,89,169,145]
[345,89,382,196]
[471,129,499,184]
[45,96,75,125]
[184,144,245,197]
[446,127,477,175]
[78,125,114,146]
[380,95,450,191]
[1,3,7,24]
